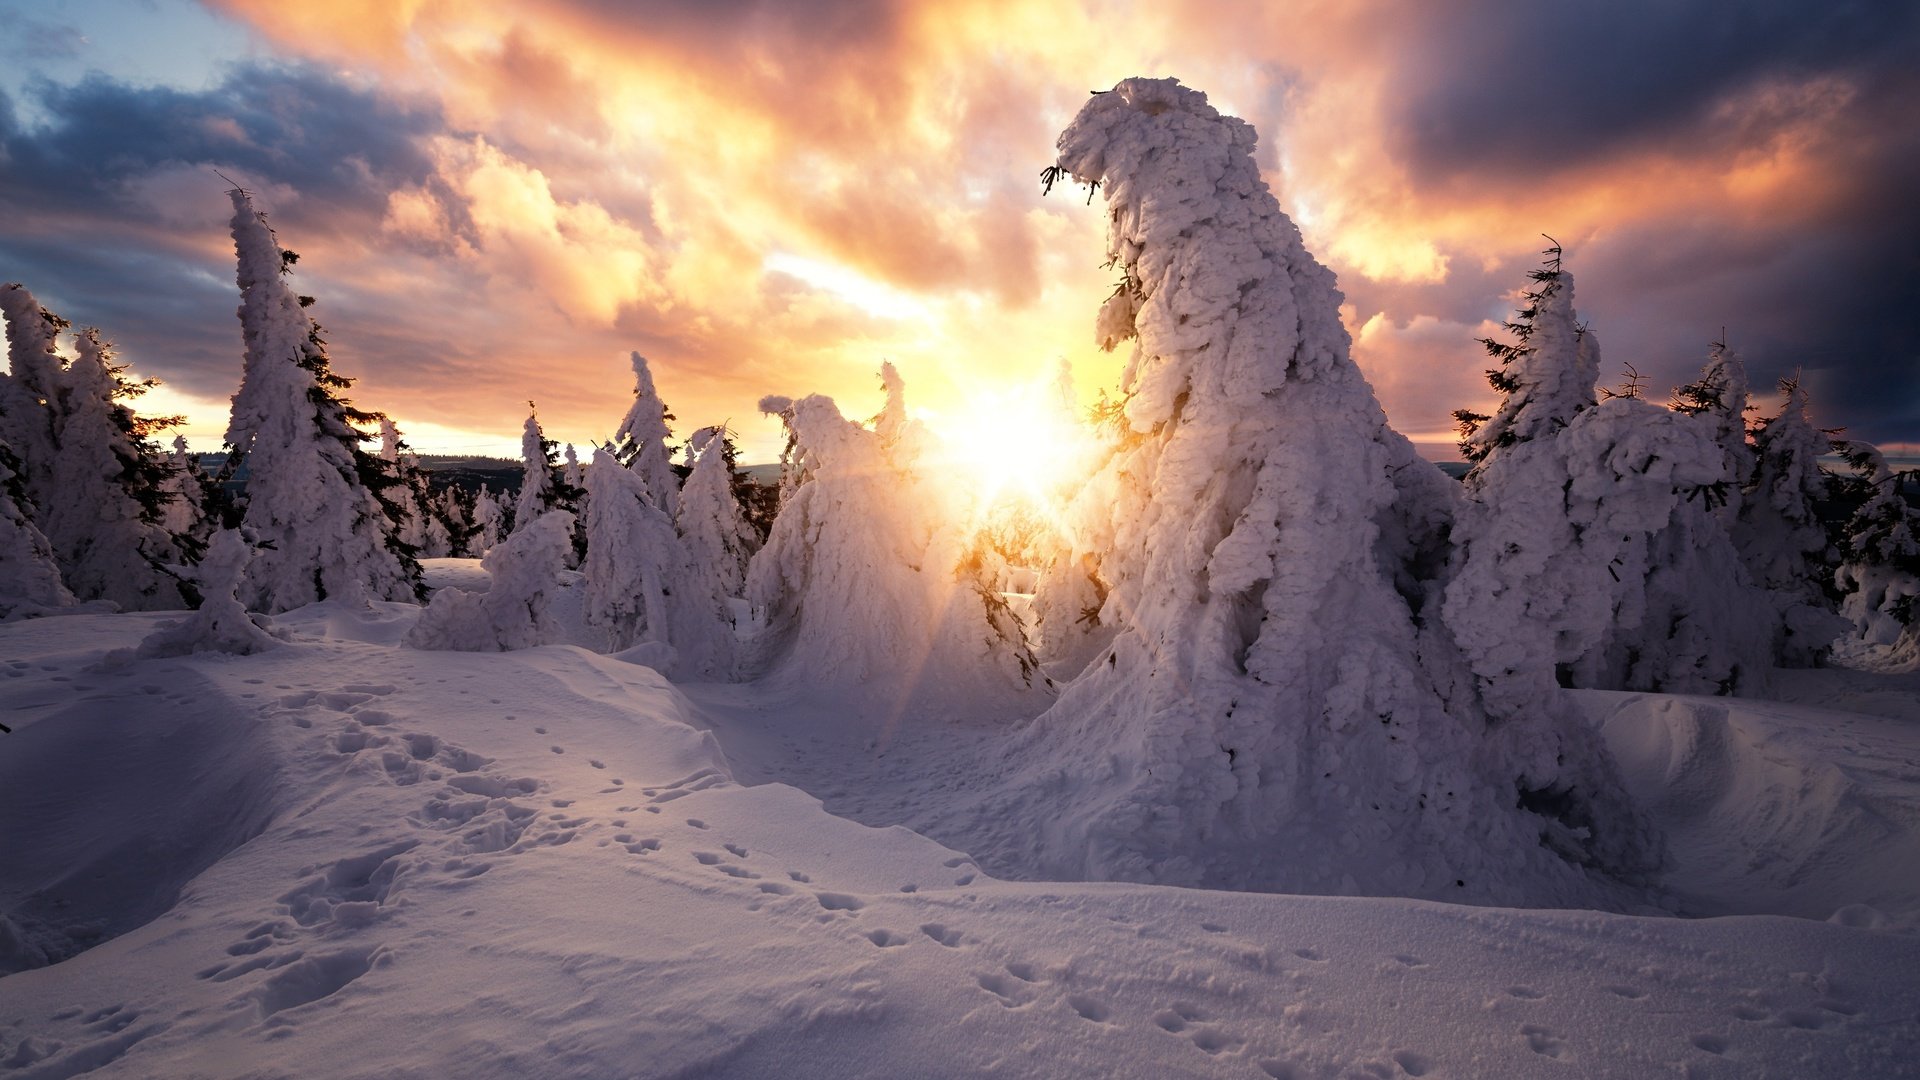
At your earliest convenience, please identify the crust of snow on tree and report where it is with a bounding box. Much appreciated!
[407,512,575,652]
[970,77,1652,905]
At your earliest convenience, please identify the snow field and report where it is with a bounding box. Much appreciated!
[3,610,1918,1078]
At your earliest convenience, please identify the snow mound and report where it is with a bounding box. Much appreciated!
[1586,689,1920,923]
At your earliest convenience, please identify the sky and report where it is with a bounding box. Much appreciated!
[1,0,1915,462]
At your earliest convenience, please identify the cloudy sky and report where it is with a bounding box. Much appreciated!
[2,0,1914,460]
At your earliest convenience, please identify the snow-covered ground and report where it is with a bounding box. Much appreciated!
[3,599,1919,1078]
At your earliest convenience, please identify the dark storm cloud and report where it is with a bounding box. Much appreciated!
[1386,0,1920,185]
[0,64,460,409]
[0,63,448,224]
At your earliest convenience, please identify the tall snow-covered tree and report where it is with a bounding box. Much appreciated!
[1735,378,1848,662]
[677,426,758,597]
[982,78,1649,904]
[582,446,734,678]
[0,439,73,621]
[613,351,680,518]
[0,284,67,508]
[221,187,422,613]
[407,511,575,652]
[34,328,190,610]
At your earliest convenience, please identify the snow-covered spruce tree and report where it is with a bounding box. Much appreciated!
[160,436,209,541]
[743,394,1037,706]
[0,439,74,621]
[1832,441,1920,664]
[435,486,475,557]
[677,426,758,597]
[582,447,734,678]
[1445,259,1770,701]
[1734,378,1848,662]
[35,328,191,610]
[975,78,1646,904]
[0,284,68,509]
[613,351,680,518]
[378,416,434,554]
[406,511,575,651]
[472,485,507,554]
[512,405,584,560]
[222,188,422,613]
[136,529,285,657]
[1667,340,1752,517]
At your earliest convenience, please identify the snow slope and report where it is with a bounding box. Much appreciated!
[2,609,1919,1078]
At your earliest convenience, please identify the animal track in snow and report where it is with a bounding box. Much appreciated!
[813,892,863,912]
[865,929,909,948]
[1690,1033,1728,1055]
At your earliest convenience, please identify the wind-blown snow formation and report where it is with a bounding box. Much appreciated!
[407,511,575,652]
[987,77,1650,905]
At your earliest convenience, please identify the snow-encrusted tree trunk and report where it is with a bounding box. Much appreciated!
[222,189,422,613]
[978,78,1649,904]
[582,447,734,678]
[1833,442,1920,665]
[614,351,679,518]
[677,426,758,597]
[0,439,73,621]
[35,329,189,611]
[1735,379,1848,663]
[406,511,574,652]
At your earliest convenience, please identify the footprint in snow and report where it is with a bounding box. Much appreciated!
[1521,1024,1567,1059]
[865,929,909,948]
[919,924,962,948]
[1690,1033,1729,1055]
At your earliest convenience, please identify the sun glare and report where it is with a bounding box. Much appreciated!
[919,379,1096,522]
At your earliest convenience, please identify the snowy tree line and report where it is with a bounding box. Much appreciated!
[0,84,1916,898]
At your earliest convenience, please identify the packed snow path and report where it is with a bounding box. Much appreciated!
[3,609,1919,1078]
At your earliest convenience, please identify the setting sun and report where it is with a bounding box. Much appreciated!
[917,371,1097,522]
